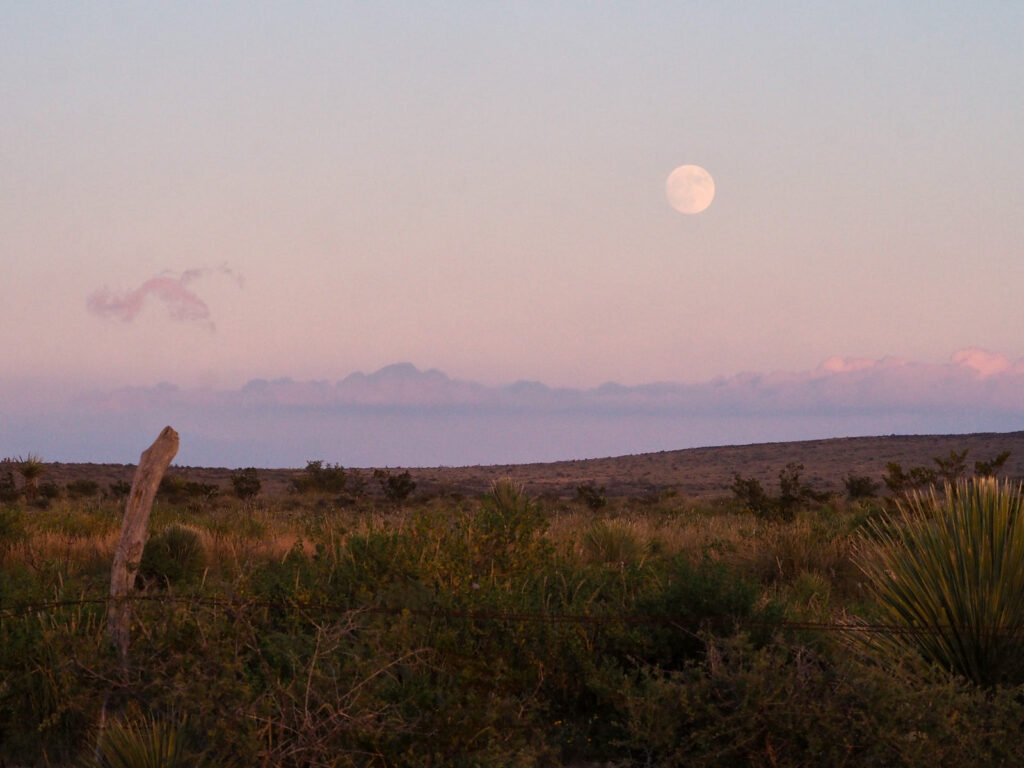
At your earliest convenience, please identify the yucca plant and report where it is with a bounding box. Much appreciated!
[582,519,648,566]
[854,478,1024,685]
[15,453,45,499]
[82,715,193,768]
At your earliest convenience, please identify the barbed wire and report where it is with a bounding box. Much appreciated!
[3,592,1023,638]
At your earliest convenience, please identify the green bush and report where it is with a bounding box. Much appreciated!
[0,470,19,503]
[109,480,132,498]
[0,506,25,555]
[843,474,878,499]
[66,479,100,499]
[575,483,607,511]
[230,467,261,499]
[731,474,771,516]
[373,468,416,503]
[138,525,205,588]
[616,633,1024,767]
[291,460,349,494]
[855,478,1024,685]
[581,520,646,566]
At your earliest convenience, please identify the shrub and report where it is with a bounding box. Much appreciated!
[575,483,607,511]
[844,474,878,499]
[882,461,937,498]
[0,470,19,502]
[156,476,218,509]
[66,479,100,499]
[109,480,132,498]
[933,448,969,485]
[582,520,647,566]
[731,474,770,516]
[138,525,206,588]
[975,450,1011,478]
[291,460,348,494]
[230,467,261,499]
[855,478,1024,685]
[38,481,60,500]
[777,462,828,519]
[616,633,1024,767]
[373,469,416,503]
[0,506,25,555]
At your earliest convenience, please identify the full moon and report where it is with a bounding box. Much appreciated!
[666,164,715,214]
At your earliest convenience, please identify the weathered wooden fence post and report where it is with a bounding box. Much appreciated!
[108,426,179,663]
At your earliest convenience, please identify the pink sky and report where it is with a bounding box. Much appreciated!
[2,4,1023,464]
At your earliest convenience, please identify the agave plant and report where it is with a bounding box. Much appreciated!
[854,478,1024,685]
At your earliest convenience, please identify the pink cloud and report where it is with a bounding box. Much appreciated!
[818,355,880,374]
[950,348,1014,379]
[86,265,242,330]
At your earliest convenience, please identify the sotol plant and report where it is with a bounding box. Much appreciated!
[855,478,1024,686]
[82,715,194,768]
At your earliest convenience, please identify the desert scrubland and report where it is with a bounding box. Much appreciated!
[1,432,1024,766]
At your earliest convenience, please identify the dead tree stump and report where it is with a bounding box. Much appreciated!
[108,426,179,663]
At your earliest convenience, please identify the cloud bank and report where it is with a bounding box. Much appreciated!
[86,265,242,330]
[3,350,1023,467]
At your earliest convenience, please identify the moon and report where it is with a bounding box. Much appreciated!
[666,165,715,214]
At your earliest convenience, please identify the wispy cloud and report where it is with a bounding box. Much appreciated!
[86,265,242,330]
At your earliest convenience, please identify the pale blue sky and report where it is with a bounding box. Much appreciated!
[3,2,1023,397]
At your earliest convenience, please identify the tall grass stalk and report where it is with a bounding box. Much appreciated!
[855,478,1024,685]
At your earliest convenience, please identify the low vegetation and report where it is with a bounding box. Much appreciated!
[0,449,1021,766]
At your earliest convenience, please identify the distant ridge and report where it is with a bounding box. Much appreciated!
[40,430,1024,500]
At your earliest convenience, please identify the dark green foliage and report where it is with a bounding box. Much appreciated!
[0,470,19,502]
[843,473,879,499]
[5,472,1024,765]
[882,461,937,497]
[291,460,349,494]
[732,474,770,515]
[733,463,826,520]
[157,475,218,505]
[38,482,60,500]
[0,506,25,555]
[975,450,1011,477]
[65,478,100,498]
[582,520,645,565]
[230,467,262,499]
[109,479,132,498]
[933,448,968,484]
[373,468,416,502]
[138,524,205,588]
[575,483,607,510]
[777,462,829,519]
[616,634,1024,767]
[628,555,781,669]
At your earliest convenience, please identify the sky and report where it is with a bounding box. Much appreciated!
[2,3,1023,466]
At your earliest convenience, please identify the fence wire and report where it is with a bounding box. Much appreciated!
[2,593,1023,638]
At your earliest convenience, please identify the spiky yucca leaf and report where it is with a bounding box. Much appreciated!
[582,519,649,566]
[855,478,1024,685]
[82,715,191,768]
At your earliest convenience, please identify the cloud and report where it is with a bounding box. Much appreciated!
[950,347,1018,379]
[12,349,1024,467]
[86,265,242,330]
